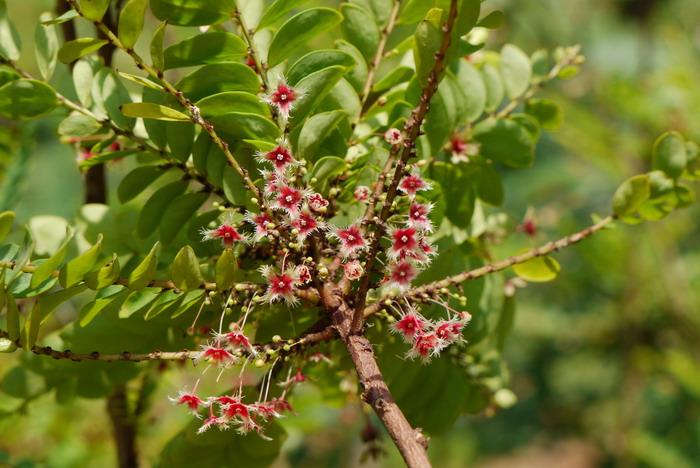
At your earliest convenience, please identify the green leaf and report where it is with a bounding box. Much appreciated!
[513,253,561,282]
[79,289,125,327]
[120,102,192,122]
[78,149,141,171]
[128,242,159,290]
[159,192,209,246]
[652,131,687,179]
[78,0,110,21]
[150,0,234,27]
[1,366,45,398]
[5,294,20,341]
[669,183,695,209]
[160,418,286,467]
[175,63,260,103]
[481,63,504,112]
[336,40,368,92]
[35,13,59,81]
[413,8,443,87]
[165,121,195,162]
[340,4,379,61]
[118,165,169,203]
[150,21,167,72]
[84,254,120,290]
[0,0,21,61]
[290,66,347,125]
[58,114,102,138]
[473,118,534,168]
[0,210,14,242]
[0,79,58,121]
[297,110,346,161]
[477,10,505,29]
[137,181,188,238]
[500,44,531,99]
[118,0,148,50]
[164,32,246,70]
[117,71,164,91]
[525,98,563,131]
[41,9,79,25]
[473,162,503,206]
[208,112,280,140]
[58,235,102,288]
[257,0,312,30]
[31,228,74,288]
[57,38,109,64]
[287,49,357,87]
[428,163,475,228]
[399,0,433,25]
[267,8,343,68]
[197,92,269,117]
[0,69,19,87]
[72,58,101,108]
[372,66,414,93]
[309,156,346,196]
[222,167,247,206]
[450,63,485,123]
[216,249,237,291]
[38,284,88,324]
[172,246,203,291]
[612,174,651,218]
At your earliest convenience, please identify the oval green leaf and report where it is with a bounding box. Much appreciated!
[472,118,534,168]
[58,234,103,288]
[267,8,343,68]
[31,228,74,288]
[172,246,203,291]
[150,0,234,27]
[652,131,687,179]
[513,253,561,282]
[164,32,246,70]
[57,38,108,64]
[612,174,651,218]
[120,102,192,122]
[118,0,148,50]
[127,242,159,290]
[297,110,346,161]
[159,192,209,246]
[215,249,237,291]
[340,4,379,61]
[137,181,188,238]
[0,79,58,120]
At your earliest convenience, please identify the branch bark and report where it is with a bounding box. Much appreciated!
[321,283,432,468]
[352,0,460,333]
[107,384,139,468]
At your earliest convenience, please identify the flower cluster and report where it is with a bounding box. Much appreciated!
[390,310,471,363]
[382,168,437,291]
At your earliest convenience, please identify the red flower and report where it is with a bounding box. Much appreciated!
[198,344,236,367]
[221,401,251,422]
[294,264,311,284]
[390,227,418,258]
[258,144,299,173]
[398,169,432,199]
[384,128,402,145]
[354,185,371,203]
[274,185,306,217]
[261,77,304,120]
[407,203,434,231]
[216,330,255,353]
[332,224,366,257]
[245,211,272,243]
[451,136,467,155]
[197,414,227,434]
[201,217,247,247]
[386,261,418,290]
[290,210,324,240]
[308,192,329,212]
[390,313,428,342]
[261,169,280,195]
[260,265,298,305]
[343,260,364,280]
[407,333,442,362]
[169,390,208,415]
[434,319,465,344]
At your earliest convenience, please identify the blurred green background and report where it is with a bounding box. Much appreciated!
[1,0,700,467]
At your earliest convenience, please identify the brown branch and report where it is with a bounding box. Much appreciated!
[363,215,616,317]
[0,325,337,362]
[107,384,139,468]
[321,283,431,468]
[352,0,461,334]
[354,0,402,125]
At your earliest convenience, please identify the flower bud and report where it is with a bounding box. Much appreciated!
[272,335,282,342]
[251,197,259,204]
[255,359,265,368]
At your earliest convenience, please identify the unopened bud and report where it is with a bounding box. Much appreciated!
[318,267,329,278]
[283,344,291,352]
[254,359,265,368]
[250,197,259,204]
[235,284,245,291]
[310,177,318,184]
[272,335,282,342]
[208,291,217,297]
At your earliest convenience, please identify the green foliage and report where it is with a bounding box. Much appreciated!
[0,1,697,467]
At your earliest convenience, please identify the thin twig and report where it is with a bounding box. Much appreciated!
[363,215,616,317]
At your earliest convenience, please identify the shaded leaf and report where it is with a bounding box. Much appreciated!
[120,102,192,122]
[118,0,148,50]
[127,243,159,290]
[216,249,237,291]
[58,235,102,288]
[164,32,246,70]
[172,246,203,291]
[0,80,58,121]
[513,253,561,282]
[57,38,108,64]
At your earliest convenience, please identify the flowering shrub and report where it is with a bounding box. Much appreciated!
[0,0,697,467]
